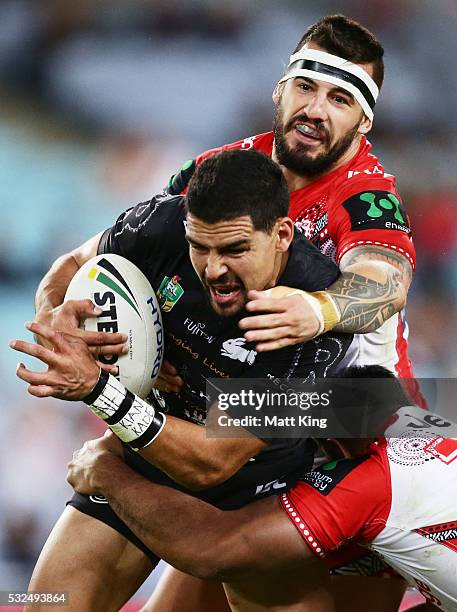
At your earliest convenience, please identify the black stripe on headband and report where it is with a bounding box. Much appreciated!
[288,59,376,109]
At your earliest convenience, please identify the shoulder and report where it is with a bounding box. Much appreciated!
[281,233,340,290]
[121,193,187,231]
[196,132,274,164]
[99,193,187,261]
[332,140,400,206]
[168,133,274,194]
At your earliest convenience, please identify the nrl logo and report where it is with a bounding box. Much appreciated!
[157,275,184,312]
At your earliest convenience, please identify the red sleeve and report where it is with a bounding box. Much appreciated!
[328,176,416,270]
[279,445,391,558]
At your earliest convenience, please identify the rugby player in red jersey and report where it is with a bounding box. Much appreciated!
[65,366,453,612]
[165,16,416,378]
[151,14,422,611]
[28,14,422,612]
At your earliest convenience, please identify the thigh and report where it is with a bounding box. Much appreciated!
[223,562,334,612]
[330,576,406,612]
[27,506,153,612]
[141,565,231,612]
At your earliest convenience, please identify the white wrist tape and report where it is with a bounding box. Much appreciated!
[84,372,166,449]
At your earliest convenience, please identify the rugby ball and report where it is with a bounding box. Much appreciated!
[64,254,163,398]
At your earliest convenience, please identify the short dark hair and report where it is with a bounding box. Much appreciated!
[186,150,289,233]
[294,15,384,90]
[329,365,412,436]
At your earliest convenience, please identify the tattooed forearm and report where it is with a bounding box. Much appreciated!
[328,269,404,333]
[326,246,413,334]
[339,245,413,288]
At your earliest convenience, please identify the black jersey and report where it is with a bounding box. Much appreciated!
[97,193,351,504]
[99,192,349,409]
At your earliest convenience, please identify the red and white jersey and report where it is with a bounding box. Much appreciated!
[194,132,417,380]
[280,409,457,610]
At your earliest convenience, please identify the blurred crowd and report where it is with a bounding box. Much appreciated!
[0,0,456,601]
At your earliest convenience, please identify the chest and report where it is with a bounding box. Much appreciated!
[289,190,336,261]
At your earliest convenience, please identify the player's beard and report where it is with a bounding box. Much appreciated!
[204,274,246,317]
[273,105,361,177]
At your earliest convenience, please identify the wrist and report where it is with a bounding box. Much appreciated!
[286,289,340,336]
[83,374,166,450]
[309,291,341,334]
[91,451,124,494]
[83,368,109,404]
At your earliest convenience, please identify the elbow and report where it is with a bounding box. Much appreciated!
[397,286,408,311]
[388,285,407,319]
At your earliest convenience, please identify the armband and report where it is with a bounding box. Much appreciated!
[82,371,166,450]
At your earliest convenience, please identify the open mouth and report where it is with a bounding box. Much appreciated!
[294,123,325,143]
[208,285,242,305]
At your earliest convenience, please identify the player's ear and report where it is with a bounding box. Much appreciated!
[275,217,294,252]
[358,114,373,135]
[272,82,285,106]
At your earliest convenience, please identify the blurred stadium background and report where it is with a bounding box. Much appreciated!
[0,0,456,609]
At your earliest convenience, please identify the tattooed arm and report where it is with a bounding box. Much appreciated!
[329,245,412,333]
[239,245,413,350]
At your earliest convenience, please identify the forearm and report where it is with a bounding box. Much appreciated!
[35,253,80,314]
[92,452,302,582]
[96,453,241,579]
[140,413,264,490]
[86,373,265,490]
[35,232,102,315]
[327,246,412,334]
[328,263,406,334]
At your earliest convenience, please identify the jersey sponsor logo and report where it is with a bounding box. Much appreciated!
[424,437,457,465]
[220,337,257,365]
[302,455,369,496]
[255,478,287,495]
[157,275,184,312]
[342,191,410,234]
[416,521,457,554]
[183,317,215,344]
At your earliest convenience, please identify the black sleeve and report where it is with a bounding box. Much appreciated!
[98,194,188,268]
[282,236,340,292]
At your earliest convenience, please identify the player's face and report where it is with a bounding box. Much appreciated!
[273,46,372,177]
[186,214,288,317]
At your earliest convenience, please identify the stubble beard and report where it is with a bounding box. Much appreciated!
[273,105,361,178]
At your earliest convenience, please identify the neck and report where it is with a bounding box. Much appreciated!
[272,134,363,192]
[268,249,290,289]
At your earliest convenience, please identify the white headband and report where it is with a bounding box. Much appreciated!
[279,48,379,121]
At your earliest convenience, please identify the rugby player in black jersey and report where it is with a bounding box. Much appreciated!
[12,150,351,611]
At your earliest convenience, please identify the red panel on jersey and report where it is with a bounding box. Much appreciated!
[196,132,416,270]
[279,442,391,557]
